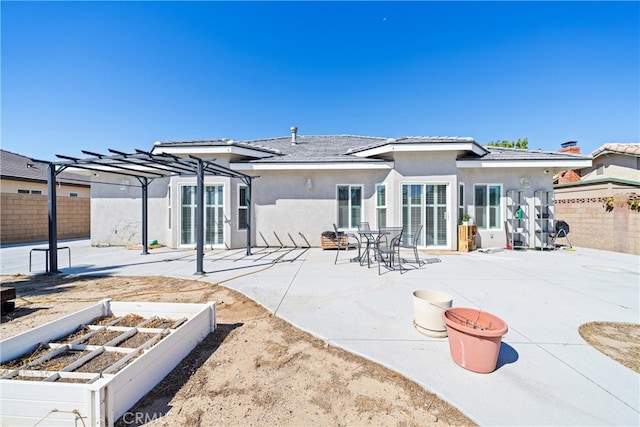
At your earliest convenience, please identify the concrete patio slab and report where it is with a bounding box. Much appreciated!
[1,239,638,426]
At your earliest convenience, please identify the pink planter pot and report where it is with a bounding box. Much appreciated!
[442,307,508,373]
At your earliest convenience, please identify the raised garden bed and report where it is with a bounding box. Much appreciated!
[0,299,215,427]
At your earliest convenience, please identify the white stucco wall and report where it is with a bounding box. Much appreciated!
[249,168,392,248]
[90,175,169,247]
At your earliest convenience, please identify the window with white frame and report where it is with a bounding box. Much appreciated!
[337,185,362,229]
[238,184,248,230]
[474,184,501,229]
[376,184,387,228]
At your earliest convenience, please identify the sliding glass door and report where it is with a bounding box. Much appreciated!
[180,184,224,246]
[402,183,449,248]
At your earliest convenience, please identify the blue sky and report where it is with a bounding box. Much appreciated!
[2,1,638,161]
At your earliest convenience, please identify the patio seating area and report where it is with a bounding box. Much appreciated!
[1,239,638,426]
[331,223,425,274]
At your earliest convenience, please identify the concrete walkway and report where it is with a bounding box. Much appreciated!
[1,240,639,426]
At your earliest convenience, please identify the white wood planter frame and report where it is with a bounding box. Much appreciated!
[0,299,216,426]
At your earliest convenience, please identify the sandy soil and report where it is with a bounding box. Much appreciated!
[579,321,640,374]
[1,274,473,426]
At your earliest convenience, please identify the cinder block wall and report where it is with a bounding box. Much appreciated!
[554,191,640,255]
[0,193,90,244]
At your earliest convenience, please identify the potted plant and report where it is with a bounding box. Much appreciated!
[603,197,614,212]
[461,214,474,225]
[442,307,508,373]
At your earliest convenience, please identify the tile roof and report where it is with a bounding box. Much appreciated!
[154,139,282,155]
[155,135,591,163]
[457,146,590,161]
[0,149,89,186]
[157,135,481,163]
[345,136,477,155]
[242,135,389,163]
[591,143,640,158]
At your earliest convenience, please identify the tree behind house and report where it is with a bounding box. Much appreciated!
[487,138,529,149]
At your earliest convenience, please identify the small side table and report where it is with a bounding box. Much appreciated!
[29,246,71,272]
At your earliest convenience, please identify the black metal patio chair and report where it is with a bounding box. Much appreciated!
[375,226,404,274]
[332,223,361,264]
[400,224,424,266]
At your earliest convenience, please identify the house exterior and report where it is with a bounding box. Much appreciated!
[0,149,91,244]
[554,143,640,254]
[89,130,591,251]
[579,143,639,184]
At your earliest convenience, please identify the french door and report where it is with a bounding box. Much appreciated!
[180,184,224,246]
[402,184,449,248]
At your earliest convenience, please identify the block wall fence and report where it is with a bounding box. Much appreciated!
[554,192,640,255]
[0,193,90,245]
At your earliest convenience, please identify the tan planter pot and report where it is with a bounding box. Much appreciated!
[412,290,453,338]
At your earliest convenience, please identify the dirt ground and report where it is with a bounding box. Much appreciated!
[579,321,640,374]
[1,274,473,426]
[1,274,638,426]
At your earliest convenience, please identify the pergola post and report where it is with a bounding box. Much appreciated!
[246,178,252,256]
[140,176,149,255]
[195,159,205,275]
[46,163,59,274]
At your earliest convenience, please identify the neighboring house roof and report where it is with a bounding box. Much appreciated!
[591,143,640,158]
[154,134,589,169]
[554,177,640,188]
[555,143,640,188]
[0,149,89,186]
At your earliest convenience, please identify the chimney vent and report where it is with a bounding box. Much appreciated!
[290,126,298,144]
[559,141,580,155]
